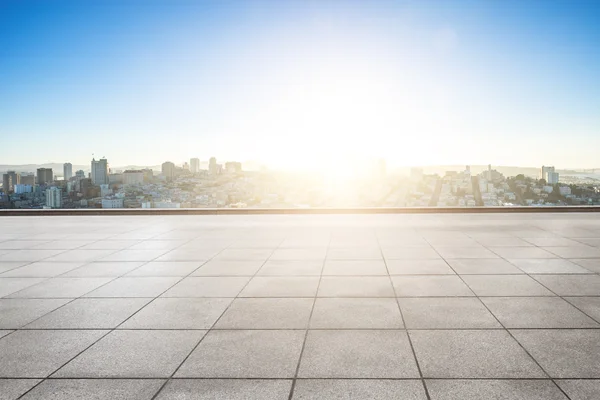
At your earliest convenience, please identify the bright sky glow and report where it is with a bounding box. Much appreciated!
[1,0,599,169]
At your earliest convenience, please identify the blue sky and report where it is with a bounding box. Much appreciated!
[1,0,599,168]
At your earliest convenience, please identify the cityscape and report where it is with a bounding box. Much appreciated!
[2,158,600,209]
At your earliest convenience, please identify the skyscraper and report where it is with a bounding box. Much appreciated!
[45,187,62,208]
[209,157,217,175]
[540,166,555,181]
[63,163,73,180]
[162,161,175,182]
[190,158,200,173]
[2,171,20,193]
[36,168,53,185]
[75,170,85,179]
[91,158,109,185]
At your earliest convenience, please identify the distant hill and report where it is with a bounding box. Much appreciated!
[0,163,88,175]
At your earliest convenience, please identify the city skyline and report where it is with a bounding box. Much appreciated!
[1,1,599,168]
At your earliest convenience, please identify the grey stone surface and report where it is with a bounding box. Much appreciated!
[192,260,263,276]
[525,237,586,247]
[0,330,105,377]
[511,329,600,378]
[293,379,427,400]
[214,249,273,261]
[461,275,554,296]
[85,277,180,297]
[121,298,232,329]
[0,262,85,278]
[532,274,600,296]
[565,296,600,321]
[399,298,500,329]
[44,249,117,263]
[326,247,382,260]
[0,379,41,400]
[482,297,599,328]
[545,246,600,258]
[20,379,165,400]
[240,277,319,297]
[318,277,395,297]
[434,246,499,259]
[381,246,441,260]
[299,330,419,378]
[156,379,292,400]
[258,260,323,276]
[62,262,146,277]
[508,259,592,274]
[126,261,200,276]
[0,262,29,274]
[162,277,250,297]
[392,275,474,297]
[385,259,455,275]
[8,278,112,298]
[270,248,327,261]
[310,298,403,329]
[26,298,150,329]
[0,298,70,329]
[426,379,568,400]
[215,298,313,329]
[0,250,65,262]
[410,330,545,378]
[446,259,524,274]
[570,258,600,273]
[54,330,205,378]
[176,330,304,378]
[322,260,387,275]
[0,278,47,297]
[556,380,600,400]
[0,330,13,339]
[489,246,558,259]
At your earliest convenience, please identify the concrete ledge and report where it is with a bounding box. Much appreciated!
[1,206,600,216]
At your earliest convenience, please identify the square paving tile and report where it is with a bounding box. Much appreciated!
[258,260,323,276]
[511,329,600,378]
[482,297,599,328]
[120,298,232,329]
[61,262,145,277]
[98,249,170,262]
[20,379,165,400]
[214,249,273,261]
[25,298,150,329]
[410,330,545,378]
[392,276,474,297]
[508,259,592,274]
[129,240,187,250]
[153,249,217,262]
[434,246,499,259]
[293,379,427,400]
[381,247,441,260]
[525,238,586,247]
[475,237,534,247]
[0,262,85,278]
[556,380,600,400]
[322,260,387,275]
[385,259,455,275]
[461,275,554,296]
[79,240,141,250]
[0,241,50,250]
[8,278,112,298]
[175,330,305,378]
[240,277,319,297]
[126,261,200,277]
[162,277,250,297]
[0,379,41,400]
[54,330,205,378]
[44,250,117,263]
[570,258,600,273]
[191,260,263,276]
[532,275,600,296]
[564,297,600,322]
[310,298,404,329]
[215,298,313,329]
[298,330,419,378]
[425,379,568,400]
[156,379,292,400]
[0,250,65,262]
[0,278,46,297]
[488,247,558,259]
[0,299,70,329]
[0,262,29,274]
[399,298,500,329]
[326,248,382,260]
[446,259,523,274]
[0,330,106,378]
[84,277,180,298]
[0,330,13,339]
[318,277,395,297]
[544,246,600,258]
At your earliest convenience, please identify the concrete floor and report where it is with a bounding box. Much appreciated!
[1,213,600,399]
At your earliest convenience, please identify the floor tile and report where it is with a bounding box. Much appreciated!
[0,250,65,262]
[482,297,599,328]
[532,275,600,296]
[426,379,568,400]
[0,379,41,400]
[126,261,200,277]
[293,379,427,400]
[44,250,117,263]
[382,247,440,260]
[511,329,600,378]
[60,262,145,277]
[20,379,164,400]
[258,260,323,276]
[156,379,292,400]
[446,259,523,274]
[489,247,558,259]
[153,249,217,262]
[129,240,188,250]
[570,258,600,273]
[240,277,319,297]
[215,298,313,329]
[175,330,304,378]
[0,262,30,274]
[410,330,545,378]
[544,246,600,258]
[25,298,150,329]
[525,238,587,247]
[0,241,50,250]
[385,259,455,275]
[508,259,592,274]
[322,260,387,275]
[84,277,179,297]
[0,278,47,297]
[162,277,250,297]
[392,276,474,297]
[310,298,404,329]
[399,298,500,329]
[120,298,232,329]
[318,277,395,297]
[0,262,85,278]
[191,260,263,276]
[0,299,70,329]
[0,330,13,339]
[564,297,600,322]
[298,330,419,378]
[461,275,554,296]
[326,248,382,260]
[556,380,600,400]
[98,249,169,262]
[214,249,273,261]
[54,330,205,378]
[0,330,105,378]
[8,278,112,298]
[475,237,533,247]
[434,246,499,259]
[79,240,141,250]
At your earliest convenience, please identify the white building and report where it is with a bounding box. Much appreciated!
[543,185,554,193]
[559,186,572,196]
[122,170,144,185]
[101,198,124,208]
[45,187,62,208]
[91,158,109,185]
[14,184,33,194]
[190,158,200,173]
[63,163,73,180]
[547,172,559,184]
[100,184,112,197]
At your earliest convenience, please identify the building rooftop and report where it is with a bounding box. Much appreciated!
[1,212,600,399]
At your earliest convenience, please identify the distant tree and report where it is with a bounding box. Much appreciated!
[538,179,547,185]
[515,174,525,181]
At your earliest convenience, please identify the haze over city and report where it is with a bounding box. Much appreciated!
[1,0,599,169]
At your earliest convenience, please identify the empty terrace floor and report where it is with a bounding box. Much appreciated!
[1,213,600,399]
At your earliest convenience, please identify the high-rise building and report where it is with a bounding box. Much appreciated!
[2,171,20,193]
[75,170,85,179]
[540,166,555,181]
[45,187,62,208]
[547,171,560,184]
[190,158,200,173]
[37,168,53,185]
[162,161,175,182]
[123,170,144,185]
[209,157,218,175]
[63,163,73,180]
[91,158,109,185]
[14,184,33,194]
[20,174,35,186]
